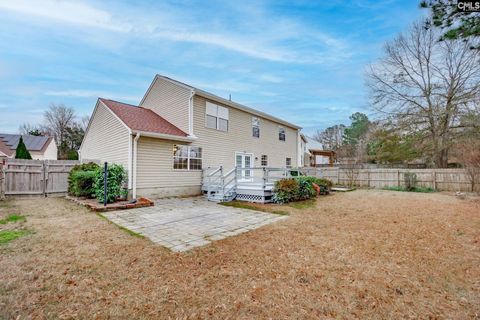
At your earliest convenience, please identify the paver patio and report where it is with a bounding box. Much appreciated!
[102,197,287,252]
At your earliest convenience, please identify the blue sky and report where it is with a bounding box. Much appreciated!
[0,0,425,135]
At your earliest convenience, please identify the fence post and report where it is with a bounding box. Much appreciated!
[367,170,370,188]
[432,170,437,190]
[42,161,47,197]
[397,170,400,187]
[0,160,4,200]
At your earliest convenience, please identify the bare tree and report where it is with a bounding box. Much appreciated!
[313,124,345,151]
[80,115,90,132]
[458,139,480,193]
[367,21,480,168]
[43,104,76,157]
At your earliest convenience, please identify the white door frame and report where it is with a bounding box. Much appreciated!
[235,152,254,181]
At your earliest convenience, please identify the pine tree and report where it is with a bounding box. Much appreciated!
[15,136,32,159]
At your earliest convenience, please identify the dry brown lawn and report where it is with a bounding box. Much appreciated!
[0,190,479,319]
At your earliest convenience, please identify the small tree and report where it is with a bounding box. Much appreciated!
[15,137,32,159]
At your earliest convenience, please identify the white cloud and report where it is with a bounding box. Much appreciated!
[0,0,350,64]
[44,89,139,102]
[0,0,129,32]
[258,74,284,83]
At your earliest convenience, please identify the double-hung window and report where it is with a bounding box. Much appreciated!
[173,145,202,170]
[206,102,229,132]
[252,117,260,138]
[279,127,286,141]
[261,155,268,166]
[286,157,292,168]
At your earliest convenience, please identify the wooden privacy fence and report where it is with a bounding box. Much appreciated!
[1,159,79,198]
[301,167,478,192]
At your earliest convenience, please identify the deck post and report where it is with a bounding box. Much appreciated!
[262,167,267,190]
[220,166,224,198]
[234,167,238,186]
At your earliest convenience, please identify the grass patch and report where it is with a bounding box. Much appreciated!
[383,186,437,193]
[0,214,26,224]
[96,213,144,238]
[220,201,289,215]
[0,229,32,245]
[288,199,317,209]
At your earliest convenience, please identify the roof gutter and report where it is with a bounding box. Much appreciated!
[194,89,302,130]
[132,130,196,143]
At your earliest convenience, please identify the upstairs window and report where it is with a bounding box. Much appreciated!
[173,145,202,170]
[206,102,229,132]
[261,155,268,166]
[286,157,292,168]
[279,127,286,141]
[252,117,260,138]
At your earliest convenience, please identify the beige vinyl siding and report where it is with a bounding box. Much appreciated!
[43,139,58,160]
[191,95,298,169]
[79,102,130,168]
[136,136,202,191]
[30,141,57,160]
[140,77,191,133]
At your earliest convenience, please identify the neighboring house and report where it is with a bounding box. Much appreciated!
[80,74,301,199]
[0,134,57,160]
[298,134,308,167]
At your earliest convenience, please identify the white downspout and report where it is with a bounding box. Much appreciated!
[133,133,140,199]
[188,89,196,138]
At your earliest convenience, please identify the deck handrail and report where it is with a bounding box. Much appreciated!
[203,166,324,202]
[206,167,222,177]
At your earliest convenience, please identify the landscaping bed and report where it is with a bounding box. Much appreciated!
[66,195,154,212]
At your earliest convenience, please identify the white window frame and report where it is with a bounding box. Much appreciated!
[173,145,202,170]
[279,127,286,141]
[235,152,254,181]
[252,117,260,138]
[205,101,229,132]
[286,157,292,168]
[261,155,268,166]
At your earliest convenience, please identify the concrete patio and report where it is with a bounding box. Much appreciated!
[102,197,287,252]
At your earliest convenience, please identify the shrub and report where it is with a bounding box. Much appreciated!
[273,179,299,204]
[68,162,100,198]
[274,176,334,204]
[69,170,97,197]
[94,164,128,203]
[67,150,79,160]
[295,176,333,194]
[294,177,318,200]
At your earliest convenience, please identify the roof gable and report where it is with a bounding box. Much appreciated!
[99,99,188,137]
[0,134,53,157]
[144,74,301,130]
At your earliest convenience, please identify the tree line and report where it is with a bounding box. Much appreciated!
[20,104,89,160]
[314,1,479,170]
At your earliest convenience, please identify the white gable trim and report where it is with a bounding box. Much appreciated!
[79,99,133,189]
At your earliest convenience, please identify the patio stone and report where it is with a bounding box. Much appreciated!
[101,196,286,252]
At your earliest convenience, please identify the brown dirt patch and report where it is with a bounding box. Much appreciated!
[0,190,479,319]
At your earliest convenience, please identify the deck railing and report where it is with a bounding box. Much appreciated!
[203,166,321,191]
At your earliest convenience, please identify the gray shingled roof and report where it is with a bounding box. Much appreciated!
[0,133,51,151]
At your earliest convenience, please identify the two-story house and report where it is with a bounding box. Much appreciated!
[79,75,301,199]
